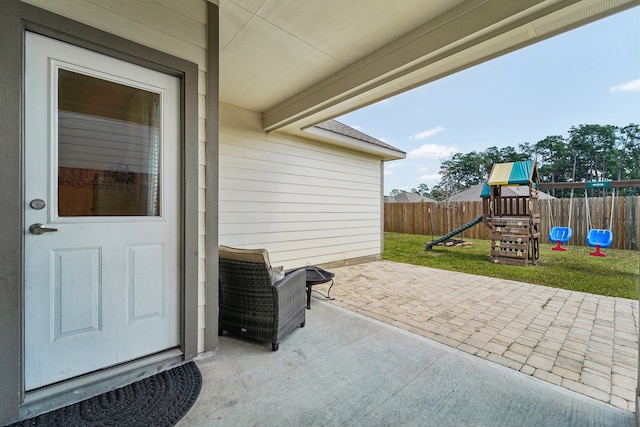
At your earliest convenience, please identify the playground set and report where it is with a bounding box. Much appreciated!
[544,182,617,257]
[425,160,632,265]
[426,160,541,266]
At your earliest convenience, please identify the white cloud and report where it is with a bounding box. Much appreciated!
[407,144,459,159]
[410,126,445,140]
[418,173,442,182]
[384,161,403,175]
[610,78,640,93]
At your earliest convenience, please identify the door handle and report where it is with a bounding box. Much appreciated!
[29,223,58,235]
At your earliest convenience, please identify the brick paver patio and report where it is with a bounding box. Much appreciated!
[314,260,639,411]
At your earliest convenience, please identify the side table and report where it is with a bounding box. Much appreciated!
[302,266,335,309]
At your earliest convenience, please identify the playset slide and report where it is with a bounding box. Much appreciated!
[425,214,484,250]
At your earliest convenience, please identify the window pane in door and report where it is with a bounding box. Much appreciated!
[57,69,161,217]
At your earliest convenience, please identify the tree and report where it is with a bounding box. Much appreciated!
[517,142,536,159]
[617,124,640,177]
[534,135,572,197]
[615,124,640,195]
[439,151,485,191]
[425,184,448,201]
[411,183,430,196]
[396,123,639,201]
[568,124,617,195]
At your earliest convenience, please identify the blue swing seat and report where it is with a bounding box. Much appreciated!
[549,227,572,243]
[586,229,613,257]
[586,229,613,248]
[549,226,572,252]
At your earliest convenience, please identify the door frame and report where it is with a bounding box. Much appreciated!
[0,1,199,423]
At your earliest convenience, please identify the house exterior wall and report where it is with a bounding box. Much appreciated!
[15,0,386,368]
[19,0,210,353]
[219,103,384,268]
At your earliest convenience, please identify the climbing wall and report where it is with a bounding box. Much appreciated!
[489,217,539,266]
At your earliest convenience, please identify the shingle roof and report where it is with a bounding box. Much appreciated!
[314,120,404,154]
[386,191,437,203]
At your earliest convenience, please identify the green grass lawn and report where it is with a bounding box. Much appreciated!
[383,232,640,300]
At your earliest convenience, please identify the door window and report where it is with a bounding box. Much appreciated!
[57,69,161,217]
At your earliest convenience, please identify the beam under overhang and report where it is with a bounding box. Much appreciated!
[263,0,638,133]
[262,0,558,132]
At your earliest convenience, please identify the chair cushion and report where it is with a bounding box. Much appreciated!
[219,245,280,283]
[219,245,271,265]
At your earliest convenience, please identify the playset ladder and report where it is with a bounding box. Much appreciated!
[489,216,540,266]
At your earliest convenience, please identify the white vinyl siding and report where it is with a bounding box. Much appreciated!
[58,111,159,173]
[219,104,383,268]
[22,0,210,353]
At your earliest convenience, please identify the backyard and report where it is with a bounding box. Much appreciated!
[383,232,640,300]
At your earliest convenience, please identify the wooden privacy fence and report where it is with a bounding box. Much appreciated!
[384,196,640,250]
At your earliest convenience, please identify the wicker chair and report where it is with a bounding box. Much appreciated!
[218,245,306,351]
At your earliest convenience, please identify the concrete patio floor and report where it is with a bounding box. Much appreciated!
[181,298,635,426]
[318,260,639,411]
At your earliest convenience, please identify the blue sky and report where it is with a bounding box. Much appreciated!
[338,7,640,195]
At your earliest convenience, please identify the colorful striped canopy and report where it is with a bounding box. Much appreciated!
[487,160,535,186]
[480,181,491,198]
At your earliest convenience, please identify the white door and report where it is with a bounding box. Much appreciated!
[24,32,181,390]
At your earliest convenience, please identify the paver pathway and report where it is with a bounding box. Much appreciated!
[314,260,639,411]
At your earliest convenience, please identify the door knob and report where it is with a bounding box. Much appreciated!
[29,223,58,235]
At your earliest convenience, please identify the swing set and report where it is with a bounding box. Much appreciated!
[548,188,574,252]
[584,187,615,257]
[548,156,576,252]
[547,184,616,257]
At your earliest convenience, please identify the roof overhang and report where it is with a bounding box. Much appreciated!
[220,0,639,136]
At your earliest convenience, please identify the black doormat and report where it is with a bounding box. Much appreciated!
[8,361,202,427]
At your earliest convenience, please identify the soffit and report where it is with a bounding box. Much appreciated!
[220,0,460,110]
[219,0,640,132]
